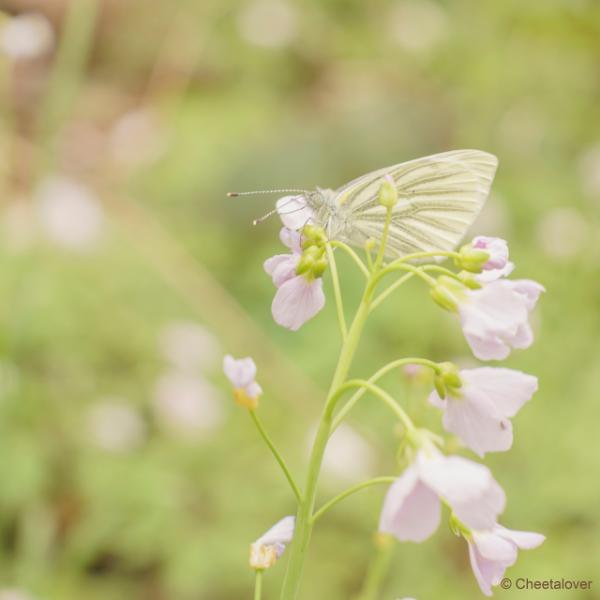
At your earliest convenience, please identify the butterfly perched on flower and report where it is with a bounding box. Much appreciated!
[230,149,498,257]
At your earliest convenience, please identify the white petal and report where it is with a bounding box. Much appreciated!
[468,540,506,596]
[494,525,545,550]
[472,531,518,563]
[279,227,302,253]
[271,276,325,331]
[276,196,314,230]
[453,478,506,531]
[264,253,298,287]
[379,468,441,542]
[222,354,257,388]
[461,368,538,418]
[255,515,296,550]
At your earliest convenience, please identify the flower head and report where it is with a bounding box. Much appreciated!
[472,236,514,282]
[429,367,538,456]
[276,195,314,230]
[379,448,505,542]
[467,524,545,596]
[223,355,262,409]
[264,226,327,331]
[249,516,295,570]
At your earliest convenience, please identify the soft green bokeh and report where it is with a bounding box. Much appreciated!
[0,0,599,598]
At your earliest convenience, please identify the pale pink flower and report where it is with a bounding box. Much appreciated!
[222,354,262,406]
[249,516,295,569]
[429,368,538,456]
[276,196,314,230]
[264,228,302,287]
[458,279,544,361]
[467,524,545,596]
[472,236,514,282]
[379,449,505,542]
[265,228,325,331]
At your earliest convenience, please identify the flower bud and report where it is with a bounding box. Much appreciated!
[312,257,328,277]
[233,387,259,410]
[455,243,490,273]
[301,224,327,248]
[365,238,377,252]
[457,270,482,290]
[249,543,278,570]
[378,174,398,209]
[429,276,465,312]
[437,361,463,396]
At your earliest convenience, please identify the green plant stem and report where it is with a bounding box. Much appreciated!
[332,358,440,429]
[373,207,393,271]
[250,410,302,503]
[254,570,263,600]
[370,272,414,311]
[330,241,370,278]
[279,290,373,599]
[355,537,395,600]
[312,477,396,523]
[326,243,348,341]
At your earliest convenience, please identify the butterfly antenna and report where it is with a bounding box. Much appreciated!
[227,188,309,197]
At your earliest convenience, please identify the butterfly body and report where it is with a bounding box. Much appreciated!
[281,149,498,258]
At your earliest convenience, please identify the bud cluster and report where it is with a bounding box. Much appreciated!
[296,225,328,279]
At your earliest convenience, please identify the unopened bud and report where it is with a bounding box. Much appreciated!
[457,271,482,290]
[430,276,465,312]
[455,244,490,273]
[378,174,398,209]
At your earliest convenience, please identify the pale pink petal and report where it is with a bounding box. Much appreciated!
[279,227,302,253]
[453,478,506,531]
[379,468,441,542]
[276,196,314,230]
[427,389,446,409]
[510,279,545,310]
[461,368,538,418]
[271,276,325,331]
[223,354,256,388]
[264,253,298,287]
[472,236,510,270]
[468,540,507,596]
[442,394,513,457]
[495,525,545,550]
[245,381,263,399]
[476,261,514,283]
[472,531,518,563]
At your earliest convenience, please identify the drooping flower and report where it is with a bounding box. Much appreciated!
[472,236,514,282]
[431,276,544,361]
[379,449,505,542]
[223,355,262,409]
[467,524,545,596]
[429,367,538,456]
[264,227,326,331]
[249,516,295,569]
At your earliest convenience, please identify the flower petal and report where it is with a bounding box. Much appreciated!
[223,354,257,388]
[271,276,325,331]
[495,525,545,550]
[276,196,314,230]
[379,468,441,543]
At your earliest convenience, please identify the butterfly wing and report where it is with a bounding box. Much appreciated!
[332,149,498,257]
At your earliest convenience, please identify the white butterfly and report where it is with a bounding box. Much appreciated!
[233,149,498,257]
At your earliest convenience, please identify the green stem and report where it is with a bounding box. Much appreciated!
[250,410,302,503]
[355,536,395,600]
[332,358,440,429]
[373,207,393,271]
[330,241,370,278]
[254,570,264,600]
[369,272,414,311]
[279,290,373,600]
[326,243,348,341]
[312,477,396,523]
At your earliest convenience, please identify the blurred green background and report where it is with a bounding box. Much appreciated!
[0,0,599,598]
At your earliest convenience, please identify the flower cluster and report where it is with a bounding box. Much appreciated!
[225,183,545,598]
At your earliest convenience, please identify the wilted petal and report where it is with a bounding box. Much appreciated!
[276,196,314,230]
[379,467,441,542]
[271,275,325,331]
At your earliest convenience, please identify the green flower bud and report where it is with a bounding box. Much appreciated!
[433,374,447,399]
[378,174,398,209]
[438,361,462,394]
[457,270,482,290]
[455,244,490,273]
[301,224,327,248]
[312,257,328,277]
[429,276,465,312]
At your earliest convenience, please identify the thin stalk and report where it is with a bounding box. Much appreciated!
[373,207,393,271]
[326,243,348,341]
[250,410,302,503]
[254,570,263,600]
[312,477,396,523]
[355,536,395,600]
[369,272,414,311]
[330,241,370,278]
[332,358,440,429]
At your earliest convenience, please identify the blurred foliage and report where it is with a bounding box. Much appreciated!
[0,0,599,598]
